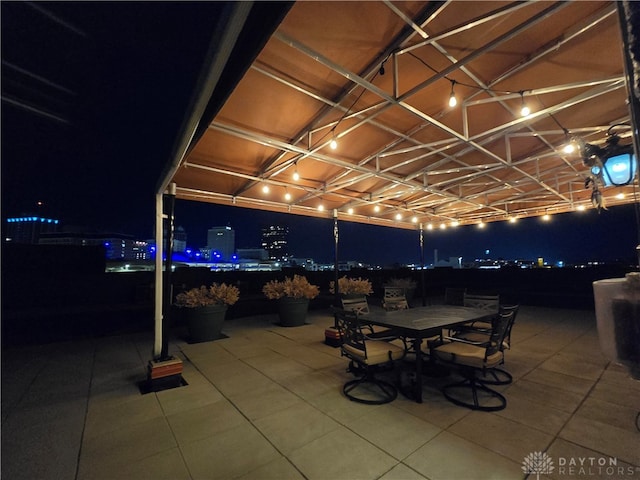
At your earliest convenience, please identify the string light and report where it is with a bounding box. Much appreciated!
[292,163,300,181]
[478,221,485,229]
[374,205,380,213]
[395,212,402,221]
[448,80,457,108]
[520,91,530,117]
[451,220,459,227]
[330,136,338,150]
[576,205,586,211]
[509,216,518,223]
[412,216,418,223]
[542,213,550,221]
[317,203,325,212]
[439,223,446,230]
[426,223,433,230]
[347,207,354,214]
[262,183,270,194]
[284,189,292,201]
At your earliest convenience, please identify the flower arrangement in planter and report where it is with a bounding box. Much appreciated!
[329,276,373,296]
[175,283,240,342]
[263,275,319,326]
[262,275,320,300]
[175,283,240,308]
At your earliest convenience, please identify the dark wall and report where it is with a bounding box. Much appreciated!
[2,243,636,345]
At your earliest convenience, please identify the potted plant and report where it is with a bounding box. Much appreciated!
[329,276,373,297]
[263,275,320,326]
[175,282,240,342]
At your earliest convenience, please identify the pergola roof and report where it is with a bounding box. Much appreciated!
[167,1,634,231]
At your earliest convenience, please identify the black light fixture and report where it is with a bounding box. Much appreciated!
[581,125,637,187]
[379,58,387,76]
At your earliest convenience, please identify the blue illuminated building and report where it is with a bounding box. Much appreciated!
[5,216,60,244]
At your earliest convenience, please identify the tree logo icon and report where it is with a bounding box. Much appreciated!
[522,451,554,479]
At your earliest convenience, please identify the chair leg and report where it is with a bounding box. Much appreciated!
[441,376,506,411]
[343,371,398,405]
[477,367,512,385]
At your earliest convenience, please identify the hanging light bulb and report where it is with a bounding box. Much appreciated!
[317,204,325,212]
[373,205,380,213]
[395,212,402,221]
[563,134,577,154]
[448,80,457,108]
[330,136,338,150]
[520,91,530,117]
[284,189,292,201]
[412,216,418,223]
[292,163,300,181]
[426,223,433,230]
[347,207,354,215]
[262,183,270,194]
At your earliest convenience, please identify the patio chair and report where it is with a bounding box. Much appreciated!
[383,287,409,310]
[335,310,405,404]
[463,292,500,311]
[431,308,515,411]
[340,295,399,341]
[444,287,466,306]
[453,304,520,385]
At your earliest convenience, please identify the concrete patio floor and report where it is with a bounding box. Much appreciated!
[2,305,639,480]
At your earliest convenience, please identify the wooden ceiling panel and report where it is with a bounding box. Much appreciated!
[171,1,633,230]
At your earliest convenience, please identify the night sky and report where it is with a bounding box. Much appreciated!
[2,2,639,267]
[173,200,640,267]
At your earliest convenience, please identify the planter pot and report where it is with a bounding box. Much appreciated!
[185,304,227,342]
[277,297,309,327]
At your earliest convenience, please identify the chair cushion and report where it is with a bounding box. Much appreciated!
[434,341,503,369]
[343,340,405,366]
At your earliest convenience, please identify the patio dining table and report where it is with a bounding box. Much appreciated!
[365,305,496,403]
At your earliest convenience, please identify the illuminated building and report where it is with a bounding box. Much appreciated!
[5,216,60,244]
[207,226,235,261]
[261,225,289,261]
